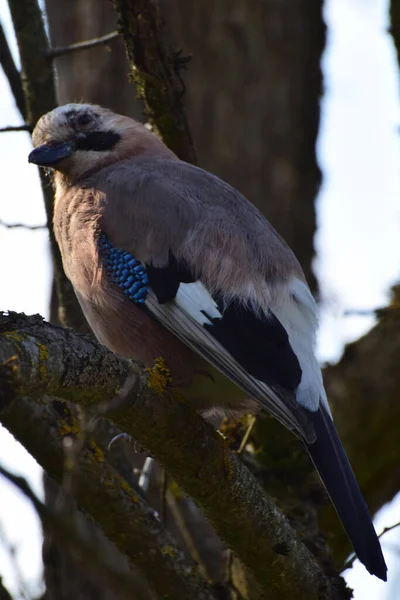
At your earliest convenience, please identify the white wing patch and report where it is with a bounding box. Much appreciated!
[175,281,222,325]
[274,278,330,415]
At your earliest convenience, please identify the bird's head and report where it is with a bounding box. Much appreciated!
[29,103,173,183]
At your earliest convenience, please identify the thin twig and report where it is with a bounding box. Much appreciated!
[343,520,400,571]
[0,124,31,133]
[0,465,45,516]
[378,520,400,539]
[237,415,257,456]
[47,30,119,59]
[0,218,47,230]
[58,407,89,516]
[224,416,257,591]
[343,309,376,317]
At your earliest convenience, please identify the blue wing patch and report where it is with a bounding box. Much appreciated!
[99,233,148,303]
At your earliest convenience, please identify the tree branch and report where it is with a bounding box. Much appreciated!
[0,312,349,600]
[0,218,46,230]
[113,0,197,164]
[0,125,31,133]
[48,31,120,59]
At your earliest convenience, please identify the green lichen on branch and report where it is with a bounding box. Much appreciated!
[147,357,172,395]
[113,0,197,164]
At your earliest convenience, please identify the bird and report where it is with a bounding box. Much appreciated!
[28,103,387,581]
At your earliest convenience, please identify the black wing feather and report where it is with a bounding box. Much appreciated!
[203,299,301,390]
[146,252,196,304]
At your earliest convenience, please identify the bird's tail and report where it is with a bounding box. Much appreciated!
[305,406,387,581]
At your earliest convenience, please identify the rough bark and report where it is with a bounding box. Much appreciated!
[113,0,197,163]
[166,0,324,292]
[0,318,218,600]
[44,0,142,120]
[41,477,157,600]
[0,312,349,600]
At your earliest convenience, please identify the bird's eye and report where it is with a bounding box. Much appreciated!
[76,113,92,127]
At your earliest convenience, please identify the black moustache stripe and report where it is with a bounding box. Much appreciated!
[75,131,121,152]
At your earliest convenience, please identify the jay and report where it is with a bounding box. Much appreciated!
[29,103,387,580]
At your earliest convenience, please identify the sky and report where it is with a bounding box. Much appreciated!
[1,0,400,597]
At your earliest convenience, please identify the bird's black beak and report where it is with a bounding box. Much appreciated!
[28,141,74,166]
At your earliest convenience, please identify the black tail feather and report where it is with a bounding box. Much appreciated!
[305,406,387,581]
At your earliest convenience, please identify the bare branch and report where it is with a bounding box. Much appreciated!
[343,520,400,571]
[0,21,26,120]
[0,464,46,520]
[0,218,46,230]
[113,0,197,164]
[0,125,31,133]
[0,312,349,599]
[378,521,400,540]
[48,30,120,59]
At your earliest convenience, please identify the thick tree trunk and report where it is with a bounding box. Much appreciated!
[167,0,324,292]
